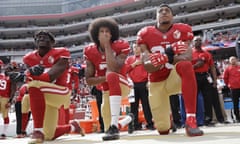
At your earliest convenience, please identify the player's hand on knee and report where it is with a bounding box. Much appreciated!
[9,72,25,82]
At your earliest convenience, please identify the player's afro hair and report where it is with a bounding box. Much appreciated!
[88,17,119,47]
[34,30,55,43]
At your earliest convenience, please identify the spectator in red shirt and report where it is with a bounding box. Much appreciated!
[192,36,224,126]
[125,43,155,131]
[223,56,240,122]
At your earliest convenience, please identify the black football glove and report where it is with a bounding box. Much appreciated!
[29,65,44,76]
[9,72,25,82]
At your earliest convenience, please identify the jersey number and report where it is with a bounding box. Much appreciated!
[0,80,7,90]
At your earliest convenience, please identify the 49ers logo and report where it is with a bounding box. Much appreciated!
[173,30,181,40]
[48,56,54,64]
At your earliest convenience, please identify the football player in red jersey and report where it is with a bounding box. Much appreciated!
[0,62,18,139]
[84,17,134,141]
[15,83,31,138]
[137,4,203,136]
[58,65,80,125]
[69,65,80,102]
[23,30,84,143]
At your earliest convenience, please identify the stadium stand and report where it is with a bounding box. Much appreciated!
[0,0,239,62]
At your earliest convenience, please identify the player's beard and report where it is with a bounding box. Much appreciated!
[39,46,48,49]
[38,41,52,50]
[38,46,51,55]
[160,20,171,25]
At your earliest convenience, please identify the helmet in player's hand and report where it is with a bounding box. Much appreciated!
[9,72,25,82]
[29,65,45,76]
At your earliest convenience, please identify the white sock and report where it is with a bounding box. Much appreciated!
[119,115,132,128]
[186,113,196,118]
[109,96,122,127]
[34,128,43,133]
[3,124,9,134]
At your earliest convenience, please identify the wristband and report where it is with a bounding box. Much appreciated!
[31,72,50,82]
[165,47,174,64]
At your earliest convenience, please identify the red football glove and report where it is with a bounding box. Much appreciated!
[149,53,168,67]
[171,40,188,55]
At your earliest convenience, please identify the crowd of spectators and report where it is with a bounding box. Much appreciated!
[203,27,240,49]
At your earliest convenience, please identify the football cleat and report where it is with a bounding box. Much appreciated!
[102,125,119,141]
[70,120,85,136]
[128,113,135,134]
[0,134,6,140]
[185,116,204,136]
[28,130,44,144]
[158,129,170,135]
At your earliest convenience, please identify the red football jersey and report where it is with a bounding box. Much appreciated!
[125,55,148,83]
[84,39,130,91]
[192,49,214,73]
[0,73,11,98]
[137,23,194,82]
[68,66,79,90]
[23,47,71,87]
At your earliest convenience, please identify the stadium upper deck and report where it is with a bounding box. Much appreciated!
[0,0,239,62]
